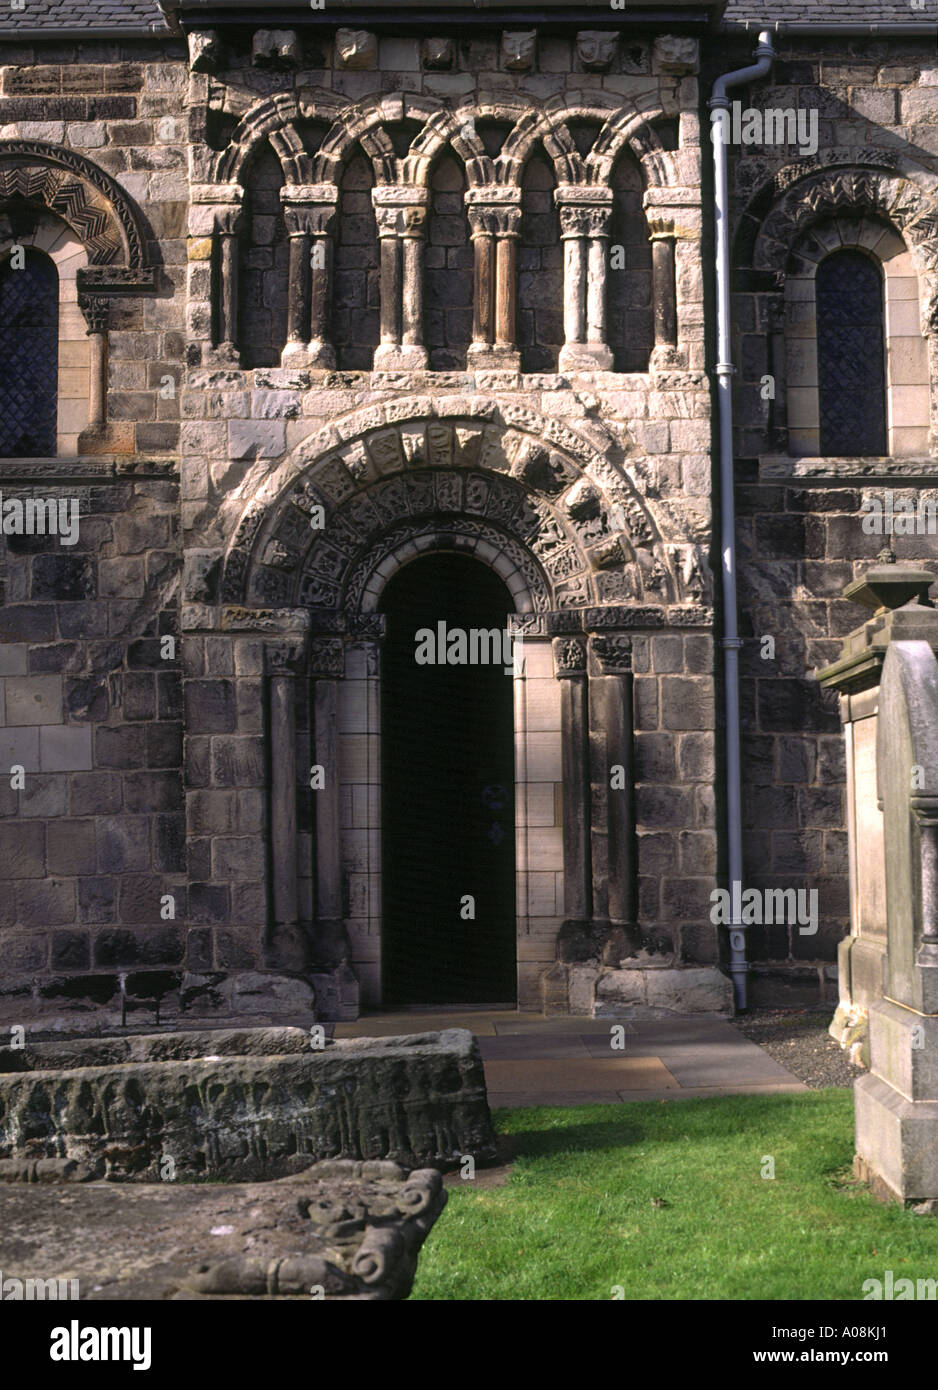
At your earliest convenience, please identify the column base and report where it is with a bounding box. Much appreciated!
[558,342,614,372]
[467,343,521,370]
[307,338,336,369]
[280,339,311,369]
[650,344,686,371]
[206,342,241,368]
[373,343,428,370]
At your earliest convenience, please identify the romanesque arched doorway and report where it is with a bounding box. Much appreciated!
[379,551,517,1005]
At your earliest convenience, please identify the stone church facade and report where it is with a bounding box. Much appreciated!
[0,0,936,1026]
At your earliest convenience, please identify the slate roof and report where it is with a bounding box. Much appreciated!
[0,1,168,32]
[724,0,936,22]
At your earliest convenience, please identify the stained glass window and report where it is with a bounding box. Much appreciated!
[816,249,887,457]
[0,249,58,458]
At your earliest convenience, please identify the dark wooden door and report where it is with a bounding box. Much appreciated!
[380,552,517,1005]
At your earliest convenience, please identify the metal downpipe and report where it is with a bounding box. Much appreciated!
[709,30,775,1011]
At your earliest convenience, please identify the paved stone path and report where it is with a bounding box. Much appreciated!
[334,1009,805,1107]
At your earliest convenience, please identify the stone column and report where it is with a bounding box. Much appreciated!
[553,637,592,922]
[468,206,495,353]
[214,198,245,366]
[309,637,346,944]
[281,185,338,369]
[643,185,701,371]
[78,294,109,429]
[465,188,521,370]
[187,184,242,367]
[556,187,613,371]
[372,187,428,370]
[264,636,309,971]
[649,218,678,350]
[588,633,636,930]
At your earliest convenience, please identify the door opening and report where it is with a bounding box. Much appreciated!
[379,551,517,1006]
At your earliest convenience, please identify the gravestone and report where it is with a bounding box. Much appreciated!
[818,559,938,1063]
[854,639,938,1205]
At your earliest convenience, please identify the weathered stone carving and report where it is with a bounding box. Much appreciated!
[335,29,378,70]
[0,1162,448,1301]
[502,30,536,71]
[576,31,618,72]
[252,29,301,70]
[422,37,454,70]
[0,141,151,272]
[188,29,221,73]
[309,637,346,679]
[0,1027,497,1180]
[590,634,633,673]
[553,637,587,676]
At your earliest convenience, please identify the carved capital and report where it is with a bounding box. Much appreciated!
[559,204,611,239]
[78,293,109,334]
[556,188,614,240]
[283,203,335,237]
[374,203,427,238]
[308,637,346,679]
[647,217,676,242]
[265,635,309,675]
[590,634,632,675]
[553,637,587,677]
[468,204,521,239]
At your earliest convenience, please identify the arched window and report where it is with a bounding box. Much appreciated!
[238,142,289,368]
[519,150,563,373]
[334,148,380,370]
[0,248,58,457]
[425,153,472,370]
[816,250,886,457]
[607,153,653,373]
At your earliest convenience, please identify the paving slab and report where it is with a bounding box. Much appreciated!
[481,1057,679,1093]
[335,1010,805,1105]
[476,1035,591,1060]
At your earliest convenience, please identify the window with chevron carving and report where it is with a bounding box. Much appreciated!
[0,249,59,458]
[816,249,887,457]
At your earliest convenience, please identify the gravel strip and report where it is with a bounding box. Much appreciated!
[731,1009,862,1089]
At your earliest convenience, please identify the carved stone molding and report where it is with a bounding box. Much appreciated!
[576,31,618,72]
[188,29,221,74]
[221,402,681,612]
[335,29,377,71]
[308,638,346,679]
[502,31,536,72]
[265,634,309,675]
[553,637,588,677]
[0,140,151,273]
[746,164,938,331]
[78,294,110,335]
[590,634,633,674]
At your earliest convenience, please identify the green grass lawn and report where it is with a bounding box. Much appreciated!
[411,1090,938,1300]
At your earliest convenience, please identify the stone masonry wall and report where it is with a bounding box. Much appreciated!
[0,37,188,1020]
[716,34,938,1002]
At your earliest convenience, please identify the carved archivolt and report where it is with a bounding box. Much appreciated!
[221,401,705,613]
[210,88,672,195]
[738,156,938,332]
[0,140,155,291]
